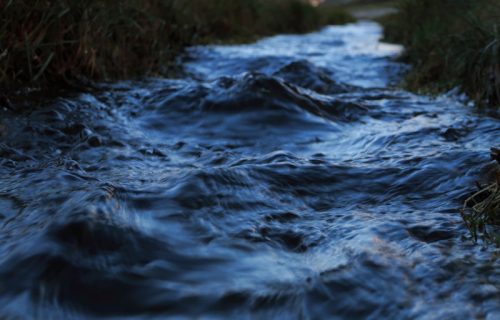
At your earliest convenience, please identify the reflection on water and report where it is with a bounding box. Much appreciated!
[1,22,500,319]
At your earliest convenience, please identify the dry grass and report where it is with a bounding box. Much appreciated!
[462,149,500,243]
[0,0,353,92]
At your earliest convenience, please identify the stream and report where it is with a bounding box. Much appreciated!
[1,21,500,319]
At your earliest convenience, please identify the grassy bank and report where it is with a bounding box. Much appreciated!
[0,0,353,92]
[380,0,500,107]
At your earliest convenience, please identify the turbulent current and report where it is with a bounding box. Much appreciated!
[1,22,500,319]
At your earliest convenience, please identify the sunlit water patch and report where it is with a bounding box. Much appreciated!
[1,22,500,319]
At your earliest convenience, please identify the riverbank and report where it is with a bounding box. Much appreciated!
[327,0,398,20]
[0,0,353,97]
[379,0,500,107]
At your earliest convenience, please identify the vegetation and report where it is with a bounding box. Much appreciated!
[379,1,500,243]
[380,0,500,107]
[462,148,500,244]
[0,0,353,92]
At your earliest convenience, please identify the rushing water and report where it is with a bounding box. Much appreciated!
[1,22,500,319]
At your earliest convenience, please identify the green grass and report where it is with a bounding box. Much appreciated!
[0,0,353,92]
[380,0,500,107]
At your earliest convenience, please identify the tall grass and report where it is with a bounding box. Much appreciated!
[1,0,183,88]
[380,0,500,106]
[0,0,353,91]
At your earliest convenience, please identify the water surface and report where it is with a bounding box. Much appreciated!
[1,22,500,319]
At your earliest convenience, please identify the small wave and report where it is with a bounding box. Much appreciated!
[1,21,500,319]
[273,60,352,94]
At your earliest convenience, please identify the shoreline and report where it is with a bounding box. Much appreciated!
[377,0,500,108]
[0,0,353,101]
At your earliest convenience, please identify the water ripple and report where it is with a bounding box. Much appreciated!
[0,22,499,319]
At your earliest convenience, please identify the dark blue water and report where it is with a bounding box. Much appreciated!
[1,22,500,319]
